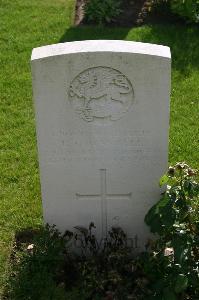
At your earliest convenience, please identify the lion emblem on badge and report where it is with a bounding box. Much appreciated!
[68,66,134,122]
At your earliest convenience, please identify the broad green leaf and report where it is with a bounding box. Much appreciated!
[175,274,188,293]
[159,175,169,187]
[152,278,165,293]
[144,205,157,225]
[163,287,177,300]
[148,296,162,300]
[161,203,176,228]
[145,195,170,224]
[162,211,176,228]
[144,203,163,234]
[157,194,170,209]
[171,233,191,264]
[146,216,163,234]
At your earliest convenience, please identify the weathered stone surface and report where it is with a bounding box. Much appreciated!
[31,40,171,250]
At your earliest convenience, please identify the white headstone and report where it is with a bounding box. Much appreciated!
[31,40,171,250]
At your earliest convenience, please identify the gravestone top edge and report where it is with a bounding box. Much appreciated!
[31,40,171,61]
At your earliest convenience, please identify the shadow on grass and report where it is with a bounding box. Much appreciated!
[128,24,199,76]
[59,25,130,42]
[60,23,199,76]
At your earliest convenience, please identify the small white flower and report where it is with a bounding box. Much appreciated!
[164,247,174,256]
[27,244,34,250]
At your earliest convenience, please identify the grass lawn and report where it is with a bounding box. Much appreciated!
[0,0,199,297]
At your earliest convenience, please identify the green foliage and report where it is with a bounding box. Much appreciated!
[84,0,122,25]
[7,225,75,300]
[170,0,199,23]
[153,0,199,23]
[144,162,199,299]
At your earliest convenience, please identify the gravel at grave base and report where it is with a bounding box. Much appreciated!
[74,0,148,27]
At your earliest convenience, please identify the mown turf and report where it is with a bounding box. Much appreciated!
[0,0,75,293]
[0,0,198,296]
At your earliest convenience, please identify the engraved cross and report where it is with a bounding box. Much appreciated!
[76,169,132,237]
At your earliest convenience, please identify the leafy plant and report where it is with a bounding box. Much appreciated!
[153,0,199,23]
[84,0,123,25]
[7,225,75,300]
[171,0,199,23]
[143,162,199,299]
